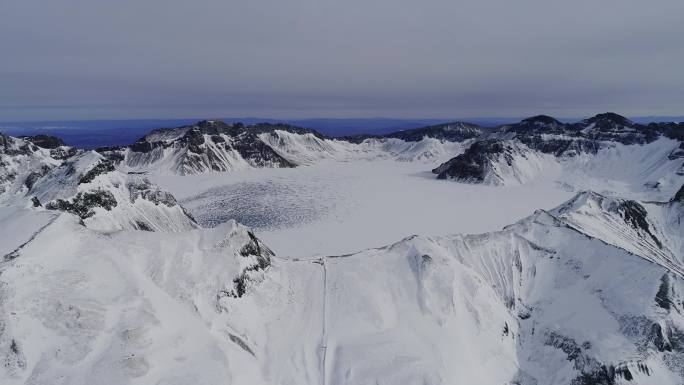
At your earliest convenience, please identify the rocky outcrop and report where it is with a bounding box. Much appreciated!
[119,120,308,174]
[46,190,118,219]
[19,134,66,149]
[673,184,684,203]
[0,133,75,196]
[436,113,684,185]
[432,139,550,185]
[383,122,483,142]
[343,121,483,144]
[432,139,509,182]
[78,159,115,184]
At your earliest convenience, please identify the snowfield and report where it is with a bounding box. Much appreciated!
[1,115,684,385]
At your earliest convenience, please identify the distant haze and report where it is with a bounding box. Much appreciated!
[1,0,683,120]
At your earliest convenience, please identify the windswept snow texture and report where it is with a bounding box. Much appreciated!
[2,192,684,384]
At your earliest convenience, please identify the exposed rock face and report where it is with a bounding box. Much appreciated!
[432,139,509,181]
[128,178,180,207]
[78,159,115,184]
[19,134,66,149]
[499,112,660,154]
[432,139,551,185]
[383,122,483,142]
[0,146,200,232]
[0,133,74,196]
[579,112,660,145]
[231,230,274,298]
[435,112,684,185]
[343,121,483,143]
[46,190,118,219]
[120,120,310,174]
[673,184,684,202]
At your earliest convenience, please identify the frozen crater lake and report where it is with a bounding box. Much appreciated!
[154,159,573,258]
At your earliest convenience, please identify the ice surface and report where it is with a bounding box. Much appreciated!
[154,159,574,257]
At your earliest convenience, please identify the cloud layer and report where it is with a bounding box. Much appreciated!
[1,0,683,120]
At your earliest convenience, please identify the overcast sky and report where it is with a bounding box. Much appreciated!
[1,0,683,121]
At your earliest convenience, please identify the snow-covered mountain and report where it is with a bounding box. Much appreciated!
[316,189,684,384]
[1,113,684,384]
[433,113,684,191]
[1,133,75,197]
[100,119,482,175]
[33,151,197,232]
[432,139,557,185]
[1,133,196,234]
[2,184,683,384]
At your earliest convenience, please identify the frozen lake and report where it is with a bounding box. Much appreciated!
[153,159,574,258]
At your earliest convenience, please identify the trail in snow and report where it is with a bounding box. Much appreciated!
[316,258,328,385]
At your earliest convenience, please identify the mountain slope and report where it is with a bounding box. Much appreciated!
[550,190,684,276]
[2,187,684,384]
[119,121,299,175]
[103,119,483,174]
[0,133,75,198]
[434,113,684,192]
[432,139,557,185]
[319,190,684,384]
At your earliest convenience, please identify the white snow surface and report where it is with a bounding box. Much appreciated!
[155,159,572,258]
[2,197,683,384]
[1,130,684,384]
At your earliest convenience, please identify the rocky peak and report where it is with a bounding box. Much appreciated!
[384,121,483,142]
[500,115,573,136]
[582,112,634,128]
[432,139,511,181]
[19,134,66,149]
[521,115,562,126]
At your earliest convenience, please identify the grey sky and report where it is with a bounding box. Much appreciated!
[1,0,683,120]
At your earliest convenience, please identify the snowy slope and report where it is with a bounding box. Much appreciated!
[2,189,684,384]
[562,137,684,200]
[26,151,197,232]
[433,113,684,191]
[551,190,684,276]
[434,135,683,196]
[259,131,470,165]
[432,139,558,185]
[0,217,314,385]
[1,132,197,233]
[0,133,73,199]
